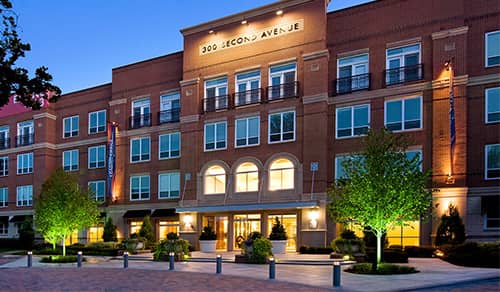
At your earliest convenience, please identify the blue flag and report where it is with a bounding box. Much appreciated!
[449,75,456,158]
[107,122,116,202]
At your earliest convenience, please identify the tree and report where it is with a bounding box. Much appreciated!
[328,129,433,268]
[139,215,155,243]
[18,217,35,250]
[35,168,100,256]
[102,217,117,242]
[1,0,60,109]
[435,204,466,246]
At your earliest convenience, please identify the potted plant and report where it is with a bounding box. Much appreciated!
[199,225,217,252]
[269,217,288,254]
[331,229,365,260]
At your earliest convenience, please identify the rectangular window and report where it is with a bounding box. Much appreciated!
[63,149,79,171]
[130,175,150,200]
[63,116,79,138]
[0,126,9,150]
[17,152,33,174]
[486,87,500,123]
[0,157,8,176]
[0,222,7,234]
[269,63,297,100]
[0,188,7,207]
[16,185,32,207]
[89,110,106,134]
[88,145,106,169]
[335,156,349,180]
[130,137,150,162]
[235,116,260,147]
[406,149,423,171]
[16,120,34,146]
[159,132,181,159]
[336,104,370,138]
[204,121,227,151]
[385,96,422,131]
[386,44,421,85]
[204,77,228,111]
[158,172,180,199]
[159,92,180,123]
[269,111,295,143]
[88,180,105,202]
[337,53,369,94]
[131,98,151,128]
[235,70,261,106]
[486,31,500,67]
[482,196,500,229]
[485,144,500,180]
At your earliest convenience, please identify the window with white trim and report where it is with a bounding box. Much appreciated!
[335,156,350,180]
[0,188,7,207]
[63,149,79,171]
[486,31,500,67]
[386,43,421,84]
[0,157,8,176]
[204,77,228,111]
[130,137,150,162]
[337,53,369,93]
[0,126,9,149]
[16,185,32,206]
[159,132,180,159]
[158,172,180,199]
[88,180,105,202]
[385,96,422,131]
[63,116,79,138]
[235,162,259,193]
[235,116,259,147]
[406,149,423,171]
[235,71,261,105]
[269,111,295,143]
[336,104,370,138]
[485,144,500,180]
[486,87,500,123]
[17,152,33,174]
[482,195,500,229]
[204,121,226,151]
[88,145,105,169]
[130,175,150,200]
[204,165,226,195]
[269,158,294,191]
[89,110,106,134]
[269,63,297,100]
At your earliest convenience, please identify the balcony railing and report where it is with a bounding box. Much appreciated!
[384,64,423,86]
[129,114,152,129]
[234,88,263,107]
[158,108,180,124]
[333,73,371,95]
[204,95,229,113]
[267,81,299,101]
[0,138,10,150]
[15,133,34,147]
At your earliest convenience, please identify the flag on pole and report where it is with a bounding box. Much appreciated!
[107,122,117,202]
[449,68,456,166]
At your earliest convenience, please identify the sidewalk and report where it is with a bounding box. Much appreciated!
[1,252,499,291]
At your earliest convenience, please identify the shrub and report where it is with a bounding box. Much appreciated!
[102,217,117,242]
[248,237,273,264]
[18,218,35,250]
[404,245,435,258]
[122,237,147,253]
[340,229,357,240]
[345,263,418,275]
[0,238,20,249]
[139,216,155,243]
[153,237,190,261]
[299,245,334,254]
[269,217,287,240]
[40,255,84,263]
[332,229,365,255]
[435,204,466,246]
[437,242,500,268]
[199,225,217,240]
[166,232,179,240]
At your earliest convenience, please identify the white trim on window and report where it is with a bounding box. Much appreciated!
[384,96,423,132]
[485,144,500,180]
[485,31,500,67]
[158,172,181,199]
[130,175,150,201]
[17,152,33,174]
[88,110,106,134]
[204,121,227,151]
[159,132,181,159]
[335,104,370,139]
[88,180,105,202]
[235,116,260,148]
[63,115,79,138]
[16,185,32,207]
[88,145,106,169]
[130,137,151,163]
[62,149,79,172]
[268,111,296,144]
[485,87,500,124]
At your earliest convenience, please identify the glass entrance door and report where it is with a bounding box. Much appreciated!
[203,216,228,250]
[233,214,261,249]
[268,214,297,251]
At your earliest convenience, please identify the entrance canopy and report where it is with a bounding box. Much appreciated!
[122,209,151,218]
[9,215,32,222]
[151,208,177,218]
[176,201,318,213]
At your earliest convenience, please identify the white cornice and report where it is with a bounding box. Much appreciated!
[33,112,56,120]
[431,26,469,40]
[302,93,328,104]
[468,73,500,86]
[109,98,127,106]
[180,115,200,124]
[303,49,329,61]
[180,78,200,87]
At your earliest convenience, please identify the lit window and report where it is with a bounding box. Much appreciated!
[385,96,422,131]
[159,221,180,240]
[235,71,261,106]
[269,158,294,191]
[0,157,8,176]
[158,172,180,199]
[88,145,106,169]
[485,144,500,180]
[204,77,228,111]
[88,180,105,202]
[88,224,104,242]
[204,121,227,151]
[17,152,33,174]
[204,165,226,194]
[130,221,142,236]
[235,116,259,147]
[130,137,150,162]
[235,162,259,193]
[63,149,79,171]
[268,63,297,100]
[0,188,7,208]
[486,87,500,123]
[337,53,369,94]
[89,110,106,134]
[269,111,295,143]
[16,185,32,207]
[130,175,150,200]
[386,44,421,85]
[336,104,370,138]
[63,116,79,138]
[485,31,500,67]
[159,132,180,159]
[386,220,420,247]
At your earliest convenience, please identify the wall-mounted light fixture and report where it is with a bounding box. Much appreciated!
[208,30,215,34]
[308,209,319,229]
[276,10,283,16]
[183,214,193,230]
[241,20,248,25]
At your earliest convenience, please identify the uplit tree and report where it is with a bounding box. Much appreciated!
[1,0,60,109]
[35,168,100,256]
[328,129,433,268]
[102,217,117,242]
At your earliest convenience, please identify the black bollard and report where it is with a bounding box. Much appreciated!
[216,254,222,274]
[77,251,82,268]
[269,257,275,280]
[169,252,175,270]
[123,251,129,269]
[333,261,341,287]
[27,251,32,268]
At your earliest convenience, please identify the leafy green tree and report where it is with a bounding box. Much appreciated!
[435,204,466,246]
[102,217,117,242]
[35,168,100,256]
[139,215,155,243]
[1,0,60,109]
[328,129,433,267]
[18,217,35,250]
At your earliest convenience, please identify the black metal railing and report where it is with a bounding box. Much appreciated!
[158,108,180,124]
[384,64,423,86]
[0,138,10,150]
[234,88,263,107]
[204,95,229,112]
[15,133,34,147]
[267,81,299,101]
[333,73,371,95]
[129,114,152,129]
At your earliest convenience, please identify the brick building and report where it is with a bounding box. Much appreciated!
[0,0,498,250]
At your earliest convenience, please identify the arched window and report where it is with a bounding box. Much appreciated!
[269,158,294,191]
[235,162,259,193]
[204,165,226,194]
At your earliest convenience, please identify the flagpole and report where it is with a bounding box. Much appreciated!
[447,59,455,184]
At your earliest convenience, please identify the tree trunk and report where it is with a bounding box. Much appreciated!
[52,242,56,250]
[62,235,66,257]
[376,232,382,265]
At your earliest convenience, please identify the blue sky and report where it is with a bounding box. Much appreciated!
[11,1,372,94]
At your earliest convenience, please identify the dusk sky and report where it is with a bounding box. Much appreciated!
[11,0,372,94]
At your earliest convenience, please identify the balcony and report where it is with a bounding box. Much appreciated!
[267,81,299,101]
[384,64,423,86]
[234,88,263,107]
[204,95,229,113]
[129,114,152,129]
[158,108,180,124]
[333,73,371,95]
[0,138,10,150]
[15,133,34,147]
